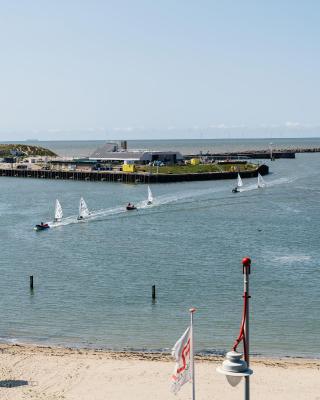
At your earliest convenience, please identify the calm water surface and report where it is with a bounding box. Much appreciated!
[0,148,319,357]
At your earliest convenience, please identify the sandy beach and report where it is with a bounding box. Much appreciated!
[0,344,318,400]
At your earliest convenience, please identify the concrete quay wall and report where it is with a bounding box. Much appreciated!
[0,164,268,184]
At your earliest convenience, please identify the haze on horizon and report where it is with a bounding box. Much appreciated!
[0,1,319,141]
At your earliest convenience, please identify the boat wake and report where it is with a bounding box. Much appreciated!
[44,175,296,228]
[46,188,228,228]
[274,255,312,264]
[239,176,297,192]
[47,200,153,228]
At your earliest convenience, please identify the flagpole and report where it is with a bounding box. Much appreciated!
[189,308,196,400]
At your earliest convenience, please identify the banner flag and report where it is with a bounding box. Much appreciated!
[170,326,192,394]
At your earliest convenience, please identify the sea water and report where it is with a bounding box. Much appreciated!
[5,137,320,157]
[0,142,319,357]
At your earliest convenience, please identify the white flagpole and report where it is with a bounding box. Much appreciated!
[189,308,196,400]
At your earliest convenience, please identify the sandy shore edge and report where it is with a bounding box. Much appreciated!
[1,343,319,399]
[1,343,319,368]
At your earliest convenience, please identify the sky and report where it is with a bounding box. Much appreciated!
[0,0,319,140]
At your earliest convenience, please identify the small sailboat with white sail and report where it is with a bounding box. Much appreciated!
[232,174,243,193]
[147,185,153,205]
[257,173,266,189]
[77,197,90,220]
[54,199,63,222]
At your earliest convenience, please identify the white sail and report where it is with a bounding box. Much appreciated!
[257,173,266,188]
[237,174,243,187]
[147,185,153,204]
[54,199,63,221]
[78,197,90,219]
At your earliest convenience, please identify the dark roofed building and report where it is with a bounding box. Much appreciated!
[90,142,183,164]
[91,142,120,157]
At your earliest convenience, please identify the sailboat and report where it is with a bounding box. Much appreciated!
[78,197,90,220]
[54,199,63,222]
[232,174,243,193]
[257,173,266,188]
[147,185,153,205]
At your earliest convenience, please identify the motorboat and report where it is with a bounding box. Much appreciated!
[35,198,62,230]
[126,203,137,211]
[34,223,50,231]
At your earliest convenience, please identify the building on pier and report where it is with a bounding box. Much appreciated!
[89,150,183,164]
[90,142,183,165]
[47,141,183,172]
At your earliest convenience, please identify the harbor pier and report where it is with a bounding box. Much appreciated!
[0,164,268,184]
[185,151,296,160]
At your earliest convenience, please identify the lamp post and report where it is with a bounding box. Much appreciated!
[217,257,253,400]
[243,257,251,400]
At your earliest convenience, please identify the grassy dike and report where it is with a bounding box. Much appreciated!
[0,144,57,157]
[137,162,257,174]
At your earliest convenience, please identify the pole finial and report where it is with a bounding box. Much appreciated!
[242,257,251,267]
[242,257,251,274]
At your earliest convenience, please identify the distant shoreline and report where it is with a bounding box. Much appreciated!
[1,136,320,142]
[2,138,320,159]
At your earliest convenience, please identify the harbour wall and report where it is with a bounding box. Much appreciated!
[0,164,268,184]
[185,151,295,160]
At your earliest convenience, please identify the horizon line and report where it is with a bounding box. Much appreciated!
[1,136,320,143]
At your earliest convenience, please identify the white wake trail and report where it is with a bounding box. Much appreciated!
[239,176,297,192]
[45,175,297,228]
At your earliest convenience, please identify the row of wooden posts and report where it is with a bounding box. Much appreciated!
[29,276,157,299]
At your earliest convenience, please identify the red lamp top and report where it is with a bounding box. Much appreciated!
[242,257,251,267]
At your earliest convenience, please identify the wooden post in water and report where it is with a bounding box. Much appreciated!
[30,275,34,290]
[152,285,156,300]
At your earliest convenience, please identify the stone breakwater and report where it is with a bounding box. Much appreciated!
[185,147,320,160]
[185,151,295,159]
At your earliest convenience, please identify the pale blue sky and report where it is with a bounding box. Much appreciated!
[0,1,319,140]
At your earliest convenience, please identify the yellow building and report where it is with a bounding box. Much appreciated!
[190,158,200,165]
[122,163,136,173]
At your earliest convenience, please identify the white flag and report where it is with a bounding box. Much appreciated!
[170,327,192,394]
